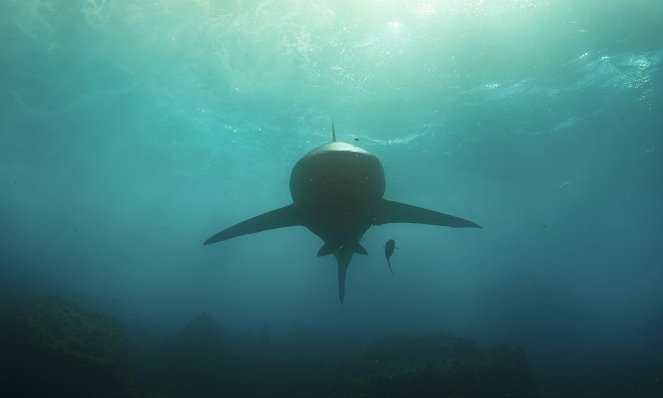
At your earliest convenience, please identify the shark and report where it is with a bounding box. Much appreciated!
[204,123,480,303]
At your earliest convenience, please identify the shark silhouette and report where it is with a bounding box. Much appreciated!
[204,123,480,303]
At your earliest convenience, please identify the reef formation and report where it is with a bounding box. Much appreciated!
[0,296,538,397]
[0,296,133,397]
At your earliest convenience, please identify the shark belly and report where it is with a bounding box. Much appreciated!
[299,198,373,250]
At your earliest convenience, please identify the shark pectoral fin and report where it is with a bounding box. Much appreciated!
[373,199,481,228]
[352,242,368,255]
[204,204,301,245]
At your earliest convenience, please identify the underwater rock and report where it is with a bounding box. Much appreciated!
[158,311,228,365]
[154,314,333,398]
[334,331,537,398]
[172,312,225,348]
[140,313,537,397]
[0,295,134,397]
[155,312,235,397]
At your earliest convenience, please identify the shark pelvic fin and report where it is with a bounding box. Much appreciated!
[317,242,339,257]
[317,241,367,257]
[352,242,368,255]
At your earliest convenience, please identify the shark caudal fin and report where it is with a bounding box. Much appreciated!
[334,245,355,304]
[204,204,301,245]
[331,121,336,142]
[373,199,481,228]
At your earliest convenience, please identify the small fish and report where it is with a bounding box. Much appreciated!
[384,239,396,273]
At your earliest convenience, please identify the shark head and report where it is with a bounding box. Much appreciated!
[289,141,385,255]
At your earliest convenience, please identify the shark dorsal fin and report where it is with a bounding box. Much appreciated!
[332,121,336,142]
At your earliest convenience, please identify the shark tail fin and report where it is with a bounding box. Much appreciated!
[373,199,481,228]
[332,121,336,142]
[334,245,354,304]
[204,204,301,245]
